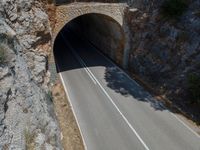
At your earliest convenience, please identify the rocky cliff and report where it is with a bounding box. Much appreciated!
[127,0,200,122]
[0,0,199,148]
[0,0,62,149]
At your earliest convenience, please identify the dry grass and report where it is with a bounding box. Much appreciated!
[24,129,36,150]
[161,0,189,19]
[52,80,84,150]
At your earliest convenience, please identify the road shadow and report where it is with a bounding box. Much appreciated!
[104,66,166,111]
[54,28,167,113]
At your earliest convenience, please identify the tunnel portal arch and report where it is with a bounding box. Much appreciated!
[53,3,130,68]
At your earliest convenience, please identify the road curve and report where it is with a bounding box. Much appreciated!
[55,29,200,150]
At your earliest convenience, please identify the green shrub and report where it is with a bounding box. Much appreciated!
[194,10,200,17]
[177,31,189,43]
[0,45,6,64]
[161,0,188,19]
[47,91,53,102]
[187,73,200,104]
[47,0,54,4]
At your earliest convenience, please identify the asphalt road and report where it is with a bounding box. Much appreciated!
[55,29,200,150]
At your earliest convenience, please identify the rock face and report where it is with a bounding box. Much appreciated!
[0,0,62,149]
[126,0,200,120]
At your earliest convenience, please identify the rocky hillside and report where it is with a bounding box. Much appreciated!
[127,0,200,122]
[0,0,199,149]
[0,0,62,149]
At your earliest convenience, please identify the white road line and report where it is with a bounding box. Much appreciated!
[171,114,200,138]
[60,33,97,85]
[60,33,150,149]
[83,66,97,84]
[88,39,200,139]
[60,30,200,147]
[71,48,151,150]
[59,74,88,150]
[74,31,141,87]
[71,47,97,85]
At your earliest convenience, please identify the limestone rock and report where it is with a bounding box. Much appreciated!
[127,0,200,121]
[35,133,46,146]
[0,19,16,37]
[0,0,62,149]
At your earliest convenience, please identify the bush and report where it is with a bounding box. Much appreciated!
[177,31,189,43]
[195,10,200,17]
[40,0,54,4]
[161,0,188,19]
[0,45,6,64]
[187,73,200,104]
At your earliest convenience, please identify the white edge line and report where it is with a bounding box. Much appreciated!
[72,49,151,150]
[171,113,200,138]
[63,29,200,144]
[59,73,88,150]
[89,40,200,139]
[60,32,150,150]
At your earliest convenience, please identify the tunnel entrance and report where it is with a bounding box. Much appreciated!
[53,13,126,73]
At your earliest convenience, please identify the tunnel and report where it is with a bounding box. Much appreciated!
[53,13,126,73]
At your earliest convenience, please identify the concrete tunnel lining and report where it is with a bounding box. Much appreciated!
[53,12,130,71]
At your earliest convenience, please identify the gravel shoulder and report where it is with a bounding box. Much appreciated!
[52,80,84,150]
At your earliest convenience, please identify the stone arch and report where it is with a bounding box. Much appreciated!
[53,3,127,38]
[52,3,130,68]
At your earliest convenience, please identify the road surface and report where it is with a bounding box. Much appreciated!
[54,29,200,150]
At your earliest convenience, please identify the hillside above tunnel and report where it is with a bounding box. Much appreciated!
[0,0,200,149]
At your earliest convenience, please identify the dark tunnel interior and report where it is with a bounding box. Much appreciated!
[53,13,125,73]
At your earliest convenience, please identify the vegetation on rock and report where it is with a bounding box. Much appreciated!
[188,73,200,104]
[161,0,188,19]
[25,129,36,150]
